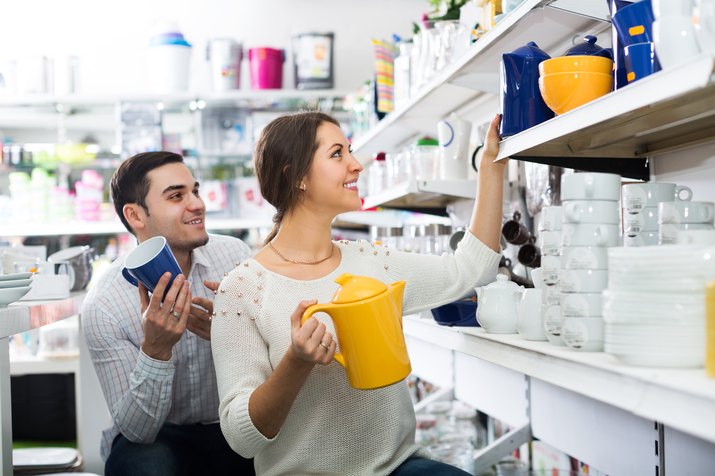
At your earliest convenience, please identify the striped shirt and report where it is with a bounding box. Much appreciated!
[81,234,252,460]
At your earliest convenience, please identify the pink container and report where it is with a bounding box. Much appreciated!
[248,47,284,89]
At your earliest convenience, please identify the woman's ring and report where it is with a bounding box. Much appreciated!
[320,342,330,350]
[171,310,181,319]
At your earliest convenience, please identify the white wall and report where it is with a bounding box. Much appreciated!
[653,143,715,203]
[0,0,425,94]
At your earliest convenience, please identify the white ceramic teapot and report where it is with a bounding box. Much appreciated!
[476,274,523,334]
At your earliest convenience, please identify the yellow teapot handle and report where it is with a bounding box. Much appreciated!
[301,303,346,368]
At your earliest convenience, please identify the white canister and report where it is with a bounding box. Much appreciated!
[437,113,472,180]
[207,38,243,91]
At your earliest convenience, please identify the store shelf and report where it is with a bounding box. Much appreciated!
[352,0,609,161]
[0,217,272,238]
[403,315,715,445]
[0,292,85,339]
[496,54,715,162]
[361,179,476,209]
[10,355,79,376]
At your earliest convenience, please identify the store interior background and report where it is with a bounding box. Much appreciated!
[3,0,715,474]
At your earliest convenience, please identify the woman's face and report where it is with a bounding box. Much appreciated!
[303,122,363,214]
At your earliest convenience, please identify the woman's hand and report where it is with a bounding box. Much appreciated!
[479,114,508,174]
[289,300,337,366]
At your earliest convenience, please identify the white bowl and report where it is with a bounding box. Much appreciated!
[560,292,603,317]
[0,272,33,282]
[561,246,608,270]
[560,269,609,293]
[562,223,620,247]
[0,278,32,289]
[562,200,620,224]
[562,317,604,351]
[0,285,31,307]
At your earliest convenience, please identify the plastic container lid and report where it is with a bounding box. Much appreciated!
[416,137,439,146]
[330,273,388,303]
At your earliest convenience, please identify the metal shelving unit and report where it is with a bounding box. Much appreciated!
[361,179,477,210]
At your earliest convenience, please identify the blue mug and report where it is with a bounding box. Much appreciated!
[624,41,661,83]
[122,236,182,295]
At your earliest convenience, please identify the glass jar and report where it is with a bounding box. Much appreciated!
[422,223,452,254]
[412,138,439,181]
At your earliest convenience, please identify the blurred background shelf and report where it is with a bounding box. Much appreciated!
[352,0,609,162]
[0,217,272,238]
[361,179,476,210]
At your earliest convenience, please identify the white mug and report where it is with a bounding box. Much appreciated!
[544,283,562,306]
[624,231,660,247]
[562,223,620,247]
[541,255,561,285]
[560,292,603,317]
[437,112,472,180]
[622,182,692,212]
[542,304,564,343]
[517,288,546,341]
[563,200,620,224]
[561,172,621,201]
[658,201,715,224]
[623,206,659,234]
[537,230,562,256]
[560,269,609,293]
[675,229,715,245]
[659,223,715,244]
[562,317,604,351]
[561,246,609,270]
[539,206,562,231]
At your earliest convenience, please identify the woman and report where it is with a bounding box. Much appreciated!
[211,111,506,475]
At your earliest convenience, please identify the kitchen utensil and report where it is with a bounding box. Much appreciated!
[301,273,409,390]
[538,55,613,75]
[437,112,472,180]
[476,274,523,333]
[47,246,96,291]
[500,41,554,136]
[612,0,656,46]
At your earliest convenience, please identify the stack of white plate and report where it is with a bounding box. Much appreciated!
[603,245,713,367]
[0,272,33,308]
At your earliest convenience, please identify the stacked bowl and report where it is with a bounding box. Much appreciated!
[604,245,712,367]
[559,172,622,351]
[0,272,33,308]
[538,36,613,115]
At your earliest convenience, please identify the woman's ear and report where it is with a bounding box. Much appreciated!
[123,204,146,231]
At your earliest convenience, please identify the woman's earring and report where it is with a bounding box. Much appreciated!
[299,182,306,191]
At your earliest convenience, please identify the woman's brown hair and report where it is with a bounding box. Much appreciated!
[254,111,340,244]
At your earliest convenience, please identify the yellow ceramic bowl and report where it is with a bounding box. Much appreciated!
[539,55,614,76]
[539,72,613,115]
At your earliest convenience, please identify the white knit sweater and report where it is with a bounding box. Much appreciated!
[211,231,499,475]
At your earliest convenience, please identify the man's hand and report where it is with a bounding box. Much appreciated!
[139,273,191,361]
[188,280,219,341]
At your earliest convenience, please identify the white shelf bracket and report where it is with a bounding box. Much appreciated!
[472,422,532,475]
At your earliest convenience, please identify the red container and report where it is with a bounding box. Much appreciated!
[248,47,284,89]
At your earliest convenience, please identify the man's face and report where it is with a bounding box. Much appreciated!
[139,162,208,253]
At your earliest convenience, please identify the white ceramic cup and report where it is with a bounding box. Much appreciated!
[517,288,546,341]
[694,0,715,56]
[537,230,562,256]
[675,229,715,245]
[539,206,562,231]
[530,267,544,288]
[562,223,620,247]
[561,246,609,270]
[653,17,701,69]
[541,255,561,285]
[544,283,562,306]
[560,292,603,317]
[561,172,621,201]
[623,206,659,234]
[542,304,565,345]
[622,182,692,212]
[560,268,609,293]
[562,200,620,224]
[659,223,715,244]
[562,317,604,351]
[658,201,715,224]
[623,231,660,247]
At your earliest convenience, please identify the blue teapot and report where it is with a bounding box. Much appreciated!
[564,35,613,59]
[500,41,554,137]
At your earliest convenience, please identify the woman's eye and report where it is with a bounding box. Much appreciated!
[331,149,343,158]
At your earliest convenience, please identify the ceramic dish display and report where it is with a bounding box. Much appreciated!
[0,285,32,307]
[0,272,33,281]
[0,277,33,289]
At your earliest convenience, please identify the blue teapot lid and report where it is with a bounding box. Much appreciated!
[564,35,613,59]
[507,41,550,60]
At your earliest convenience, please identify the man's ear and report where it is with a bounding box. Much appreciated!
[123,204,146,232]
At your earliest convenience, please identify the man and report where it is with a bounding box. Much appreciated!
[82,151,255,475]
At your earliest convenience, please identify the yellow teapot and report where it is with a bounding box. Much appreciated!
[301,273,410,390]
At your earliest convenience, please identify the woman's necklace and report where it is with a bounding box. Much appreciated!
[268,241,334,265]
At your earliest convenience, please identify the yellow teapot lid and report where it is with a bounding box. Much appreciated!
[331,273,388,303]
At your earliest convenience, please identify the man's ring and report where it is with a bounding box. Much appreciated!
[320,342,329,350]
[171,310,181,319]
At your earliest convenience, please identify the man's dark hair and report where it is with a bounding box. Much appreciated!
[110,151,184,235]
